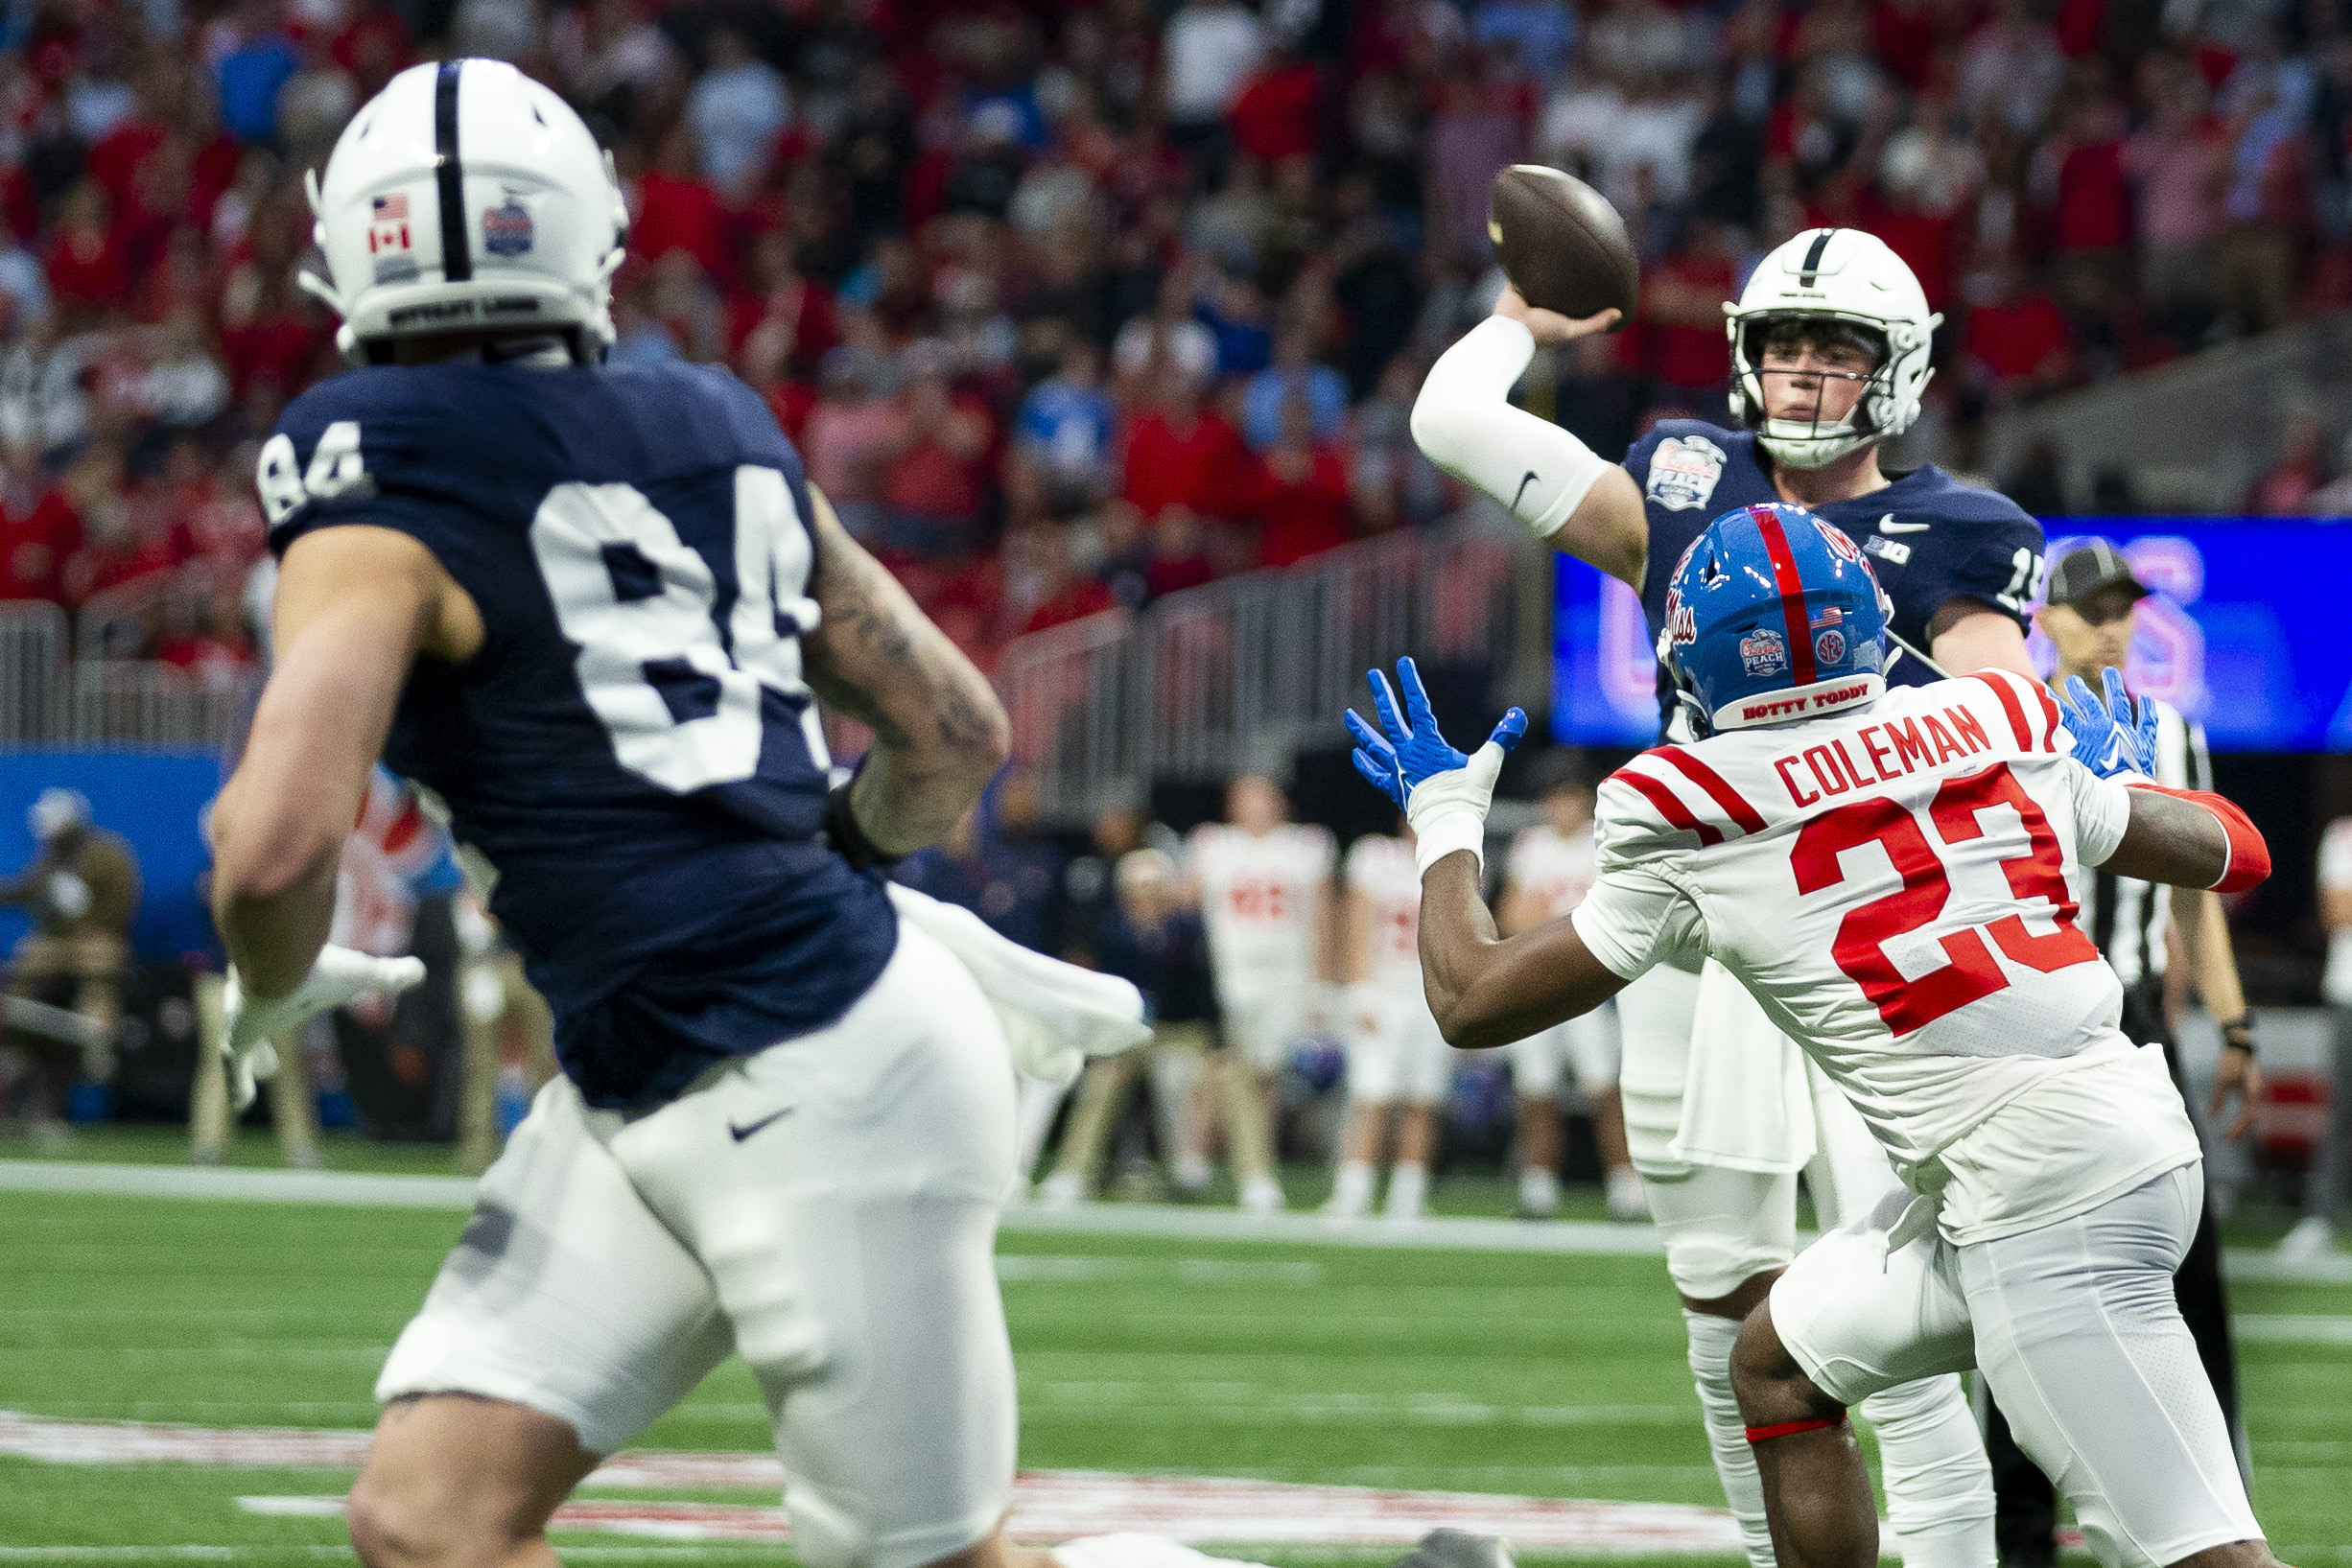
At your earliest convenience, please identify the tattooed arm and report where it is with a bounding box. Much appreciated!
[802,484,1012,856]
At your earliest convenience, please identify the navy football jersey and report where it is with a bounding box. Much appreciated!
[263,359,897,1110]
[1626,420,2045,730]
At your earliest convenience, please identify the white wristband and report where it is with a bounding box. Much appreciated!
[1411,803,1488,878]
[1404,738,1513,878]
[1410,316,1612,541]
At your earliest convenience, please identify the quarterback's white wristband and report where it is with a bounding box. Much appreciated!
[1410,316,1611,541]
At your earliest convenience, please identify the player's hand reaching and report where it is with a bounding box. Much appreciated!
[2059,667,2158,780]
[1348,656,1527,807]
[1347,656,1526,877]
[223,946,427,1112]
[1493,284,1621,345]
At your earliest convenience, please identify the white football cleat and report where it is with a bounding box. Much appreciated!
[1239,1173,1285,1215]
[1607,1166,1649,1223]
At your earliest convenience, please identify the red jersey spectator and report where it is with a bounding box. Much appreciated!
[1870,0,1940,88]
[158,587,260,686]
[59,447,186,605]
[0,485,82,602]
[333,0,415,97]
[740,317,819,440]
[1641,222,1739,396]
[1244,397,1352,568]
[2055,129,2133,253]
[632,127,738,290]
[875,344,997,558]
[46,181,131,316]
[219,275,325,402]
[1964,259,2077,394]
[1144,504,1219,597]
[1121,381,1246,521]
[1012,527,1117,638]
[1230,50,1320,165]
[726,231,836,367]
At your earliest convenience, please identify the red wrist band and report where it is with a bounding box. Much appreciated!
[1744,1413,1846,1444]
[2128,784,2271,893]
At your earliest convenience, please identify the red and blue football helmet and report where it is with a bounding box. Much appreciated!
[1660,502,1891,737]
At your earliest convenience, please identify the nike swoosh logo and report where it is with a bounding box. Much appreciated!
[1878,514,1930,534]
[1512,470,1540,511]
[728,1107,794,1143]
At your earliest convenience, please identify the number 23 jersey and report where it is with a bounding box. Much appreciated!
[1568,669,2199,1244]
[263,359,897,1111]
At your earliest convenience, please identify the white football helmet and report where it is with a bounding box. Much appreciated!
[1725,228,1941,469]
[300,59,628,366]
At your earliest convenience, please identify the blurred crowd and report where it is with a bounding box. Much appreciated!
[9,0,2352,669]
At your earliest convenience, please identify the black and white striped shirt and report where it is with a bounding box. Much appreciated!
[2068,695,2210,987]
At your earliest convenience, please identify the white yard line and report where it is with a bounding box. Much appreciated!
[6,1159,2349,1280]
[0,1549,773,1560]
[1,1409,1764,1553]
[2233,1315,2352,1344]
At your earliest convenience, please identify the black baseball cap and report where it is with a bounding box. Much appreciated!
[2045,542,2150,610]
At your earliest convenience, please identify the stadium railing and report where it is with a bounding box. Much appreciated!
[67,660,260,753]
[997,509,1547,824]
[0,601,67,744]
[1984,309,2352,513]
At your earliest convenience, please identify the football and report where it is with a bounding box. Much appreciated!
[1488,165,1639,331]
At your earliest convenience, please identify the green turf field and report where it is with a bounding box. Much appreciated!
[0,1164,2347,1565]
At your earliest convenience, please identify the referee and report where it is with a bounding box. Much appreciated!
[1982,543,2267,1568]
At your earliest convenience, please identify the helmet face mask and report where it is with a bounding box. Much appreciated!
[302,59,629,368]
[1725,229,1941,470]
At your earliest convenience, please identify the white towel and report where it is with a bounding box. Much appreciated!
[886,885,1150,1087]
[1668,958,1816,1175]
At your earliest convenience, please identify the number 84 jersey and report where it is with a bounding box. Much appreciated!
[1570,668,2199,1245]
[262,360,897,1112]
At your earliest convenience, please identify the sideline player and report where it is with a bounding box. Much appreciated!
[1411,228,2018,1563]
[1351,504,2279,1568]
[1188,773,1335,1213]
[207,61,1499,1568]
[1328,817,1454,1222]
[1494,761,1640,1221]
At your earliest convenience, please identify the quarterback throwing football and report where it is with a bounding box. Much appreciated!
[1412,227,2039,1564]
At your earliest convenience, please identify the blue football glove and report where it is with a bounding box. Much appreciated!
[1345,656,1528,809]
[2059,666,2157,780]
[1346,657,1526,877]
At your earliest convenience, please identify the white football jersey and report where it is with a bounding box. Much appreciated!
[1507,821,1598,919]
[1189,821,1334,987]
[1345,832,1424,992]
[1571,668,2199,1243]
